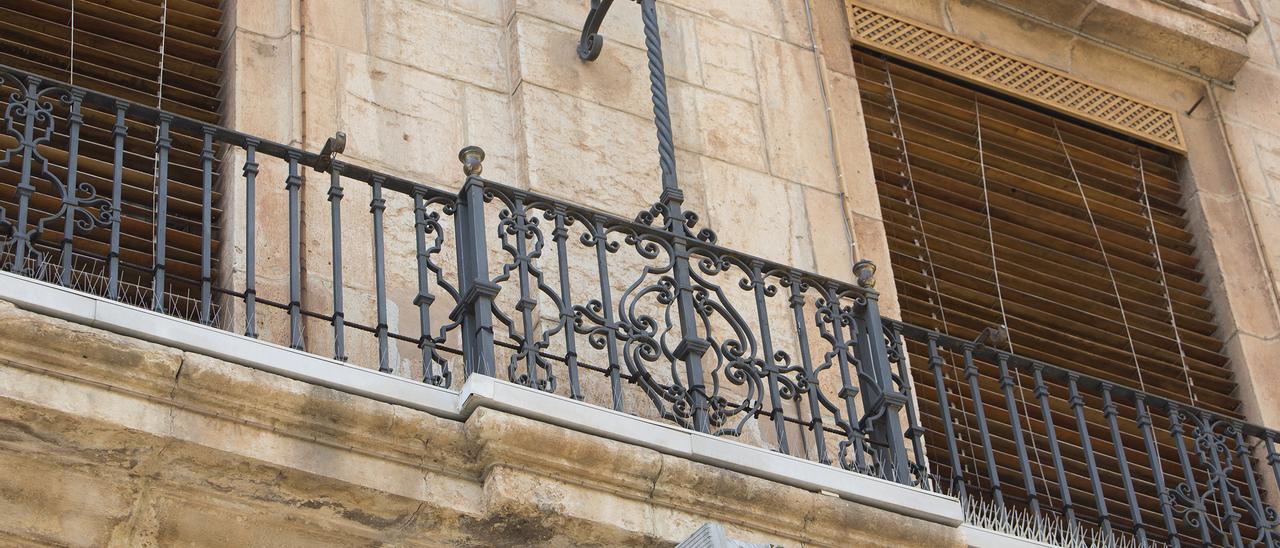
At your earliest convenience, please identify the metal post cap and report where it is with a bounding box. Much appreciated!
[459,146,485,177]
[853,259,877,289]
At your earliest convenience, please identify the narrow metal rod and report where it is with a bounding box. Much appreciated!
[242,141,260,338]
[551,206,582,400]
[1233,425,1271,547]
[639,0,676,193]
[286,151,303,349]
[511,195,542,389]
[1135,395,1179,546]
[58,90,86,287]
[328,162,347,361]
[152,114,172,312]
[998,354,1039,515]
[412,191,444,387]
[890,325,928,488]
[788,277,829,464]
[826,286,865,471]
[1068,373,1111,537]
[963,344,1003,507]
[371,174,391,373]
[1033,363,1075,525]
[1168,404,1214,545]
[750,261,788,454]
[928,335,966,499]
[1102,383,1146,545]
[10,77,41,275]
[199,127,215,325]
[106,101,128,299]
[590,216,624,411]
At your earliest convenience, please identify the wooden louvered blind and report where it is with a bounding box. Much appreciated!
[0,0,225,309]
[852,49,1240,539]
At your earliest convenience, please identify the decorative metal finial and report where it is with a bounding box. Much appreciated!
[459,146,485,177]
[853,259,877,288]
[314,131,346,172]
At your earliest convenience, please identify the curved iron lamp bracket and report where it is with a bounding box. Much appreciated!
[578,0,616,61]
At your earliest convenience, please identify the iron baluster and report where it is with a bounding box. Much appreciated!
[453,147,498,379]
[962,343,1003,506]
[199,127,215,325]
[152,113,172,312]
[854,283,909,484]
[286,151,303,349]
[371,174,391,373]
[1168,403,1214,545]
[1102,382,1146,545]
[328,162,348,361]
[57,89,85,287]
[1069,373,1111,538]
[507,191,548,390]
[1135,394,1179,545]
[997,353,1039,515]
[9,76,40,275]
[1032,363,1075,526]
[549,205,583,400]
[242,141,260,338]
[749,260,788,454]
[927,334,966,499]
[821,283,866,472]
[787,275,828,464]
[887,321,928,489]
[413,190,448,388]
[106,101,128,300]
[1203,412,1244,547]
[584,214,624,411]
[1232,424,1275,547]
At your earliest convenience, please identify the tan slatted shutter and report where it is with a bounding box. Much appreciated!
[852,49,1239,543]
[0,0,225,311]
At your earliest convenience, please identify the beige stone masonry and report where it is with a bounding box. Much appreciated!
[0,298,963,547]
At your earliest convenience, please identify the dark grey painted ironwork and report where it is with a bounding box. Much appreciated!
[7,58,1280,548]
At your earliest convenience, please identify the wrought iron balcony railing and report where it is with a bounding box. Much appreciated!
[2,59,1280,547]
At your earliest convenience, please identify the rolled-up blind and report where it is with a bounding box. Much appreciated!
[0,0,224,310]
[852,49,1239,542]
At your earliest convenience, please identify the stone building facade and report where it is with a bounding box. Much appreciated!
[1,0,1278,546]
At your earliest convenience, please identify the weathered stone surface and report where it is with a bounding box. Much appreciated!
[367,0,507,91]
[303,0,367,52]
[701,157,813,269]
[0,304,965,546]
[752,35,839,190]
[694,15,760,102]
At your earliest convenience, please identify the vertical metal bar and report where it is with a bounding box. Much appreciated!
[285,151,303,349]
[1233,424,1271,547]
[106,101,128,299]
[198,127,214,324]
[928,335,966,499]
[1168,403,1214,545]
[888,324,928,488]
[413,191,443,386]
[1204,412,1243,547]
[856,290,910,483]
[998,354,1039,515]
[963,344,1003,506]
[370,174,391,373]
[58,89,86,287]
[749,260,788,454]
[1135,395,1179,545]
[1102,383,1146,545]
[551,205,582,400]
[151,114,172,312]
[242,141,259,338]
[788,276,828,464]
[589,215,624,411]
[328,162,347,361]
[1032,363,1075,525]
[824,284,866,472]
[510,193,542,389]
[11,76,41,275]
[452,152,497,379]
[1068,373,1111,537]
